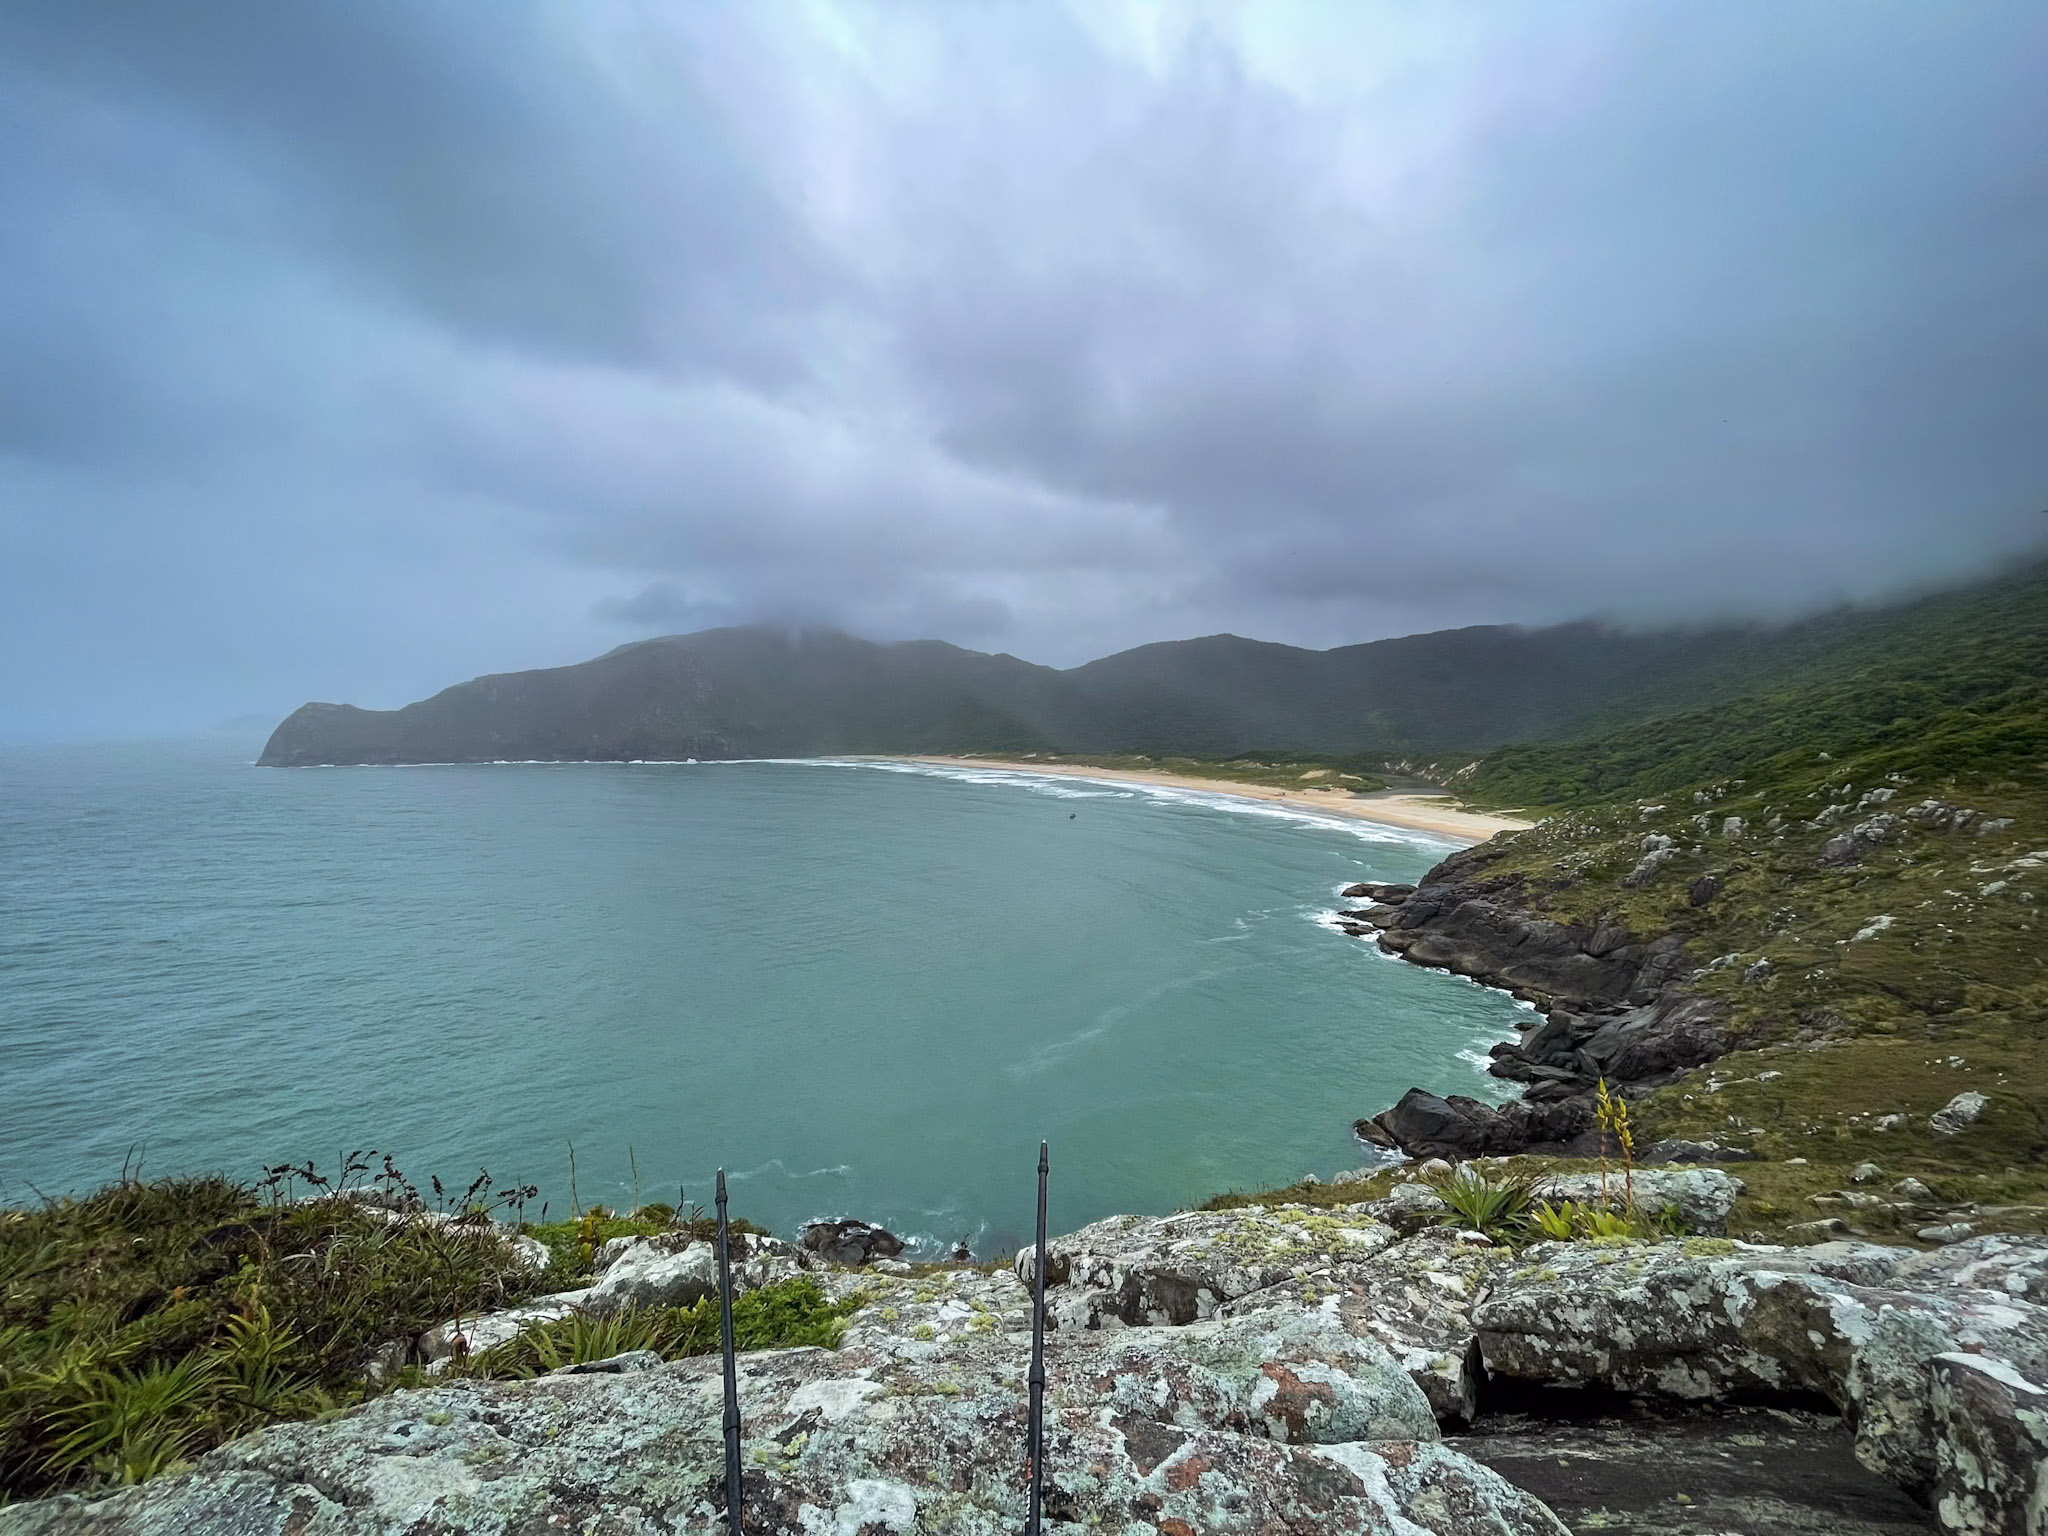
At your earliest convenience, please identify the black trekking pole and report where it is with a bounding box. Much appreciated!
[717,1168,742,1536]
[1026,1139,1048,1536]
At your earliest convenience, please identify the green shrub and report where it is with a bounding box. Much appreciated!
[2,1163,546,1498]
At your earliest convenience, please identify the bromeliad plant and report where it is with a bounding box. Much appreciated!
[1427,1152,1690,1246]
[1530,1199,1687,1242]
[1593,1078,1637,1213]
[1427,1165,1538,1242]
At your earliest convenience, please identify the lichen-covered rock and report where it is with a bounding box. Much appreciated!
[1926,1352,2048,1536]
[1476,1240,1842,1399]
[420,1232,803,1362]
[1017,1203,1398,1330]
[1075,1306,1440,1445]
[1474,1239,1927,1397]
[0,1288,1562,1536]
[417,1291,590,1363]
[1931,1091,1992,1136]
[1831,1281,2048,1500]
[17,1205,2048,1536]
[1528,1168,1745,1234]
[1896,1233,2048,1304]
[1253,1228,1507,1425]
[1473,1234,2048,1524]
[1362,1181,1450,1228]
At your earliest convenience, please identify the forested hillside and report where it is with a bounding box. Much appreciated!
[1457,558,2048,810]
[260,558,2048,768]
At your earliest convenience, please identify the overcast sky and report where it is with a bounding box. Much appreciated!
[3,3,2045,739]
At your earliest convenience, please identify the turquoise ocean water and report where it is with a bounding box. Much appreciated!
[0,739,1524,1255]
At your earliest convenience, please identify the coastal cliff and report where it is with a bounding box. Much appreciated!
[1347,839,1737,1164]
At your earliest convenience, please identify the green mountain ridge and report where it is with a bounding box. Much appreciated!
[257,557,2048,768]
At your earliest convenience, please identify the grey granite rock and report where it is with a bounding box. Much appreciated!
[1016,1203,1398,1330]
[1925,1352,2048,1536]
[0,1278,1560,1536]
[1896,1233,2048,1305]
[1930,1092,1991,1136]
[1474,1234,2048,1521]
[1528,1168,1745,1234]
[8,1207,2044,1536]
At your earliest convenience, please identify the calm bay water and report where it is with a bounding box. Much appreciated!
[0,739,1523,1254]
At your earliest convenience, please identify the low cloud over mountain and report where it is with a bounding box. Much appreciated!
[4,4,2045,738]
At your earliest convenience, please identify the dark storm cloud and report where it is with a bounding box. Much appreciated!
[2,2,2044,737]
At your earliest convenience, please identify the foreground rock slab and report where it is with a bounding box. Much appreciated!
[1473,1235,2048,1531]
[8,1210,2046,1536]
[1,1295,1562,1536]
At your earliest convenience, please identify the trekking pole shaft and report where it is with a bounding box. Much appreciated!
[717,1169,742,1536]
[1027,1140,1048,1536]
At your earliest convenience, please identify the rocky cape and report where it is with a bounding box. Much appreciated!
[7,1185,2046,1536]
[1337,848,1747,1165]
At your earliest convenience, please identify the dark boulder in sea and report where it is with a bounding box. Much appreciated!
[1364,1088,1594,1162]
[1342,880,1419,901]
[801,1217,907,1266]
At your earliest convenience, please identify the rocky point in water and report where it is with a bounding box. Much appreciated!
[1347,840,1750,1164]
[6,1183,2044,1536]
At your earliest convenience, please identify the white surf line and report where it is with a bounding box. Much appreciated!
[806,756,1467,851]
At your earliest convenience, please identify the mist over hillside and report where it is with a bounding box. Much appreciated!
[259,559,2048,769]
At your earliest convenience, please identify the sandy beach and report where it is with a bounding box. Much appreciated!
[879,756,1531,844]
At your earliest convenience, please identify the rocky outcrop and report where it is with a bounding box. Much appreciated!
[1821,812,1904,866]
[1473,1233,2048,1533]
[1352,839,1742,1162]
[1369,844,1695,1012]
[1,1213,1564,1536]
[1359,1088,1596,1162]
[1930,1092,1991,1136]
[1220,1225,1508,1423]
[9,1208,2043,1536]
[1927,1354,2048,1536]
[801,1218,906,1267]
[1016,1203,1400,1330]
[1342,881,1418,901]
[1527,1168,1745,1234]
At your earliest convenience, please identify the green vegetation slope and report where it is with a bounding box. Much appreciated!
[1368,557,2048,1243]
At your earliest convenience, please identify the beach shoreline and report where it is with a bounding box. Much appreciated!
[872,755,1531,844]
